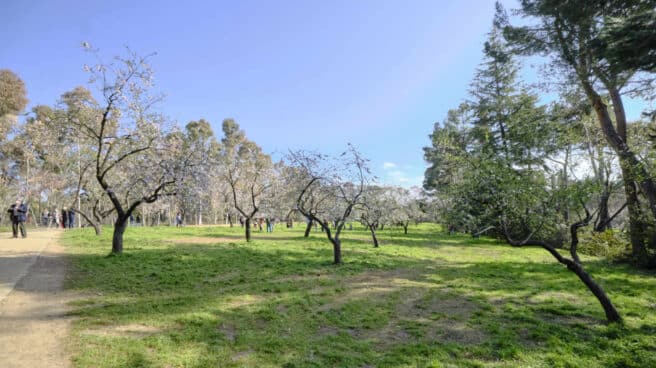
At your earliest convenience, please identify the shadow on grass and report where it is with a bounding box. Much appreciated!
[64,235,656,367]
[182,226,505,251]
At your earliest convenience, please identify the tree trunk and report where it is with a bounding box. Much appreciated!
[403,222,409,235]
[620,160,648,258]
[567,261,622,323]
[594,190,611,232]
[245,217,252,242]
[92,223,102,236]
[586,89,654,259]
[304,220,313,237]
[112,217,129,254]
[369,227,379,248]
[331,237,342,264]
[505,237,622,323]
[76,209,102,236]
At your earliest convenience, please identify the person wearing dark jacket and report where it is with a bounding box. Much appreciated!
[61,207,69,229]
[7,199,27,238]
[67,208,75,228]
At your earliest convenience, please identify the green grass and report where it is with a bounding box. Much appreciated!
[62,223,656,368]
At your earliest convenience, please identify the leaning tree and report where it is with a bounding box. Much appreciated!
[423,17,623,321]
[499,0,656,265]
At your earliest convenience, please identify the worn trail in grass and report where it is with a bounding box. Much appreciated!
[63,224,656,367]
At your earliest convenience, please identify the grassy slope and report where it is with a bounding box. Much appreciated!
[62,223,656,368]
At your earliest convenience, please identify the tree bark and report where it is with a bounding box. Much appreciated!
[403,222,409,235]
[503,218,622,323]
[331,237,342,264]
[245,217,252,242]
[594,190,611,232]
[112,216,128,253]
[585,87,655,259]
[90,223,101,235]
[75,209,102,235]
[623,171,648,259]
[369,227,379,248]
[567,260,622,323]
[304,220,313,237]
[602,89,656,218]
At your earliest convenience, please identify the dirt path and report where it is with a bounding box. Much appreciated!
[0,230,72,368]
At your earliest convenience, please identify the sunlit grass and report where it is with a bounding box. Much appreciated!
[63,223,656,367]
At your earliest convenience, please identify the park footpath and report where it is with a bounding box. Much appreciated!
[0,229,72,368]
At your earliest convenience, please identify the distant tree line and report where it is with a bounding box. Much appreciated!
[0,47,428,258]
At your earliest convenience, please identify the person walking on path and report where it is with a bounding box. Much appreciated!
[61,207,68,229]
[67,208,75,228]
[7,199,27,238]
[53,207,60,228]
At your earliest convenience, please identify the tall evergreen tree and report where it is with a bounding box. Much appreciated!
[500,0,656,266]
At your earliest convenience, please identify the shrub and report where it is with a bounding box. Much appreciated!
[578,230,630,262]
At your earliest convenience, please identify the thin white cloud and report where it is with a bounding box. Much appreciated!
[381,167,423,188]
[383,162,397,170]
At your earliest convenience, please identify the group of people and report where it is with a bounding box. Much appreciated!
[40,207,76,229]
[238,217,277,232]
[7,200,28,238]
[6,200,77,239]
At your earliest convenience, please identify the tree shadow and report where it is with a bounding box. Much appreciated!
[64,233,656,367]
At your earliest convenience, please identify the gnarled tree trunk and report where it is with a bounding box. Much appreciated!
[369,226,379,248]
[584,85,656,262]
[503,212,622,323]
[112,216,129,254]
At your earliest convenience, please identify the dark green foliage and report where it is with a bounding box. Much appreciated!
[601,7,656,73]
[424,20,560,240]
[579,230,631,261]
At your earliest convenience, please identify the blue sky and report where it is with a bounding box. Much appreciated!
[1,1,646,187]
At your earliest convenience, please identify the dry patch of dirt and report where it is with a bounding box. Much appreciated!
[312,267,487,346]
[432,322,487,344]
[80,323,163,338]
[317,326,339,337]
[231,349,254,362]
[220,294,265,310]
[365,287,486,346]
[317,268,433,312]
[218,322,237,342]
